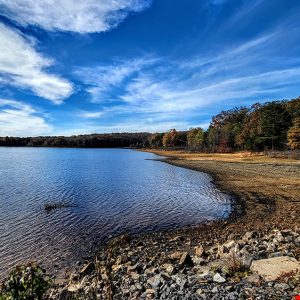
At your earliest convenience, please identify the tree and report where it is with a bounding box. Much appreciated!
[208,107,248,152]
[187,128,205,149]
[237,102,292,150]
[287,117,300,150]
[148,133,164,148]
[162,129,178,148]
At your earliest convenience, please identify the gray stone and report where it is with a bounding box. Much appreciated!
[213,273,226,283]
[274,283,290,290]
[147,274,164,289]
[251,256,300,281]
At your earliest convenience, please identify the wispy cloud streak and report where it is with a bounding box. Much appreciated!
[76,24,300,131]
[0,0,152,33]
[0,23,73,103]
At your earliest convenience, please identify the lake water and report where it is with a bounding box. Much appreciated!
[0,148,231,278]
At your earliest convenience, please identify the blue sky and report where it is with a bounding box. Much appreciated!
[0,0,300,136]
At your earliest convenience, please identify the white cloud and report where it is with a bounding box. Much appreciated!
[0,0,151,33]
[0,99,52,136]
[74,24,300,133]
[75,57,157,103]
[79,111,104,119]
[0,23,73,103]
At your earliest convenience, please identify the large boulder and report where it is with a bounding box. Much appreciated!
[250,256,300,281]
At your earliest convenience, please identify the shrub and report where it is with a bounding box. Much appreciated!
[0,263,51,300]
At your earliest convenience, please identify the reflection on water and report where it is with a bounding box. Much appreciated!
[0,148,231,277]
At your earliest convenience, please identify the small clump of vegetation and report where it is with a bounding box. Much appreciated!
[223,250,251,277]
[0,263,51,300]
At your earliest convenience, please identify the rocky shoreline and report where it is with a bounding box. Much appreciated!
[45,152,300,299]
[48,228,300,299]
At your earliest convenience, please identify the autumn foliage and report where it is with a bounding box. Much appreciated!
[148,97,300,152]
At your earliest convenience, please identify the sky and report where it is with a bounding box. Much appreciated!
[0,0,300,137]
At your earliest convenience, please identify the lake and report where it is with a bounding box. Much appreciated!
[0,147,231,278]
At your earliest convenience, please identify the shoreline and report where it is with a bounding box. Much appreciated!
[147,156,245,222]
[43,149,300,299]
[141,149,300,234]
[4,149,298,299]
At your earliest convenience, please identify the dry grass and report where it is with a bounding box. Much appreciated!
[142,149,300,165]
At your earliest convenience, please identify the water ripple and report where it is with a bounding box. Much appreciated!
[0,148,232,278]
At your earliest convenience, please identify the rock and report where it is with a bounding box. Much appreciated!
[170,235,184,242]
[250,256,300,281]
[244,274,261,284]
[208,245,218,254]
[179,252,194,268]
[147,274,164,289]
[195,266,210,274]
[68,273,79,282]
[196,288,203,295]
[174,275,187,288]
[130,272,140,280]
[194,245,205,257]
[213,273,226,283]
[170,251,182,260]
[67,283,82,292]
[116,255,128,265]
[223,240,235,251]
[109,234,132,247]
[243,231,258,240]
[145,267,158,275]
[274,283,290,290]
[80,262,95,277]
[192,256,206,266]
[241,251,253,268]
[269,251,283,258]
[146,288,155,294]
[162,264,175,275]
[128,263,143,274]
[58,289,70,300]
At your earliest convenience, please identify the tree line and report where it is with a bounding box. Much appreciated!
[0,97,299,151]
[0,133,150,148]
[148,97,300,152]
